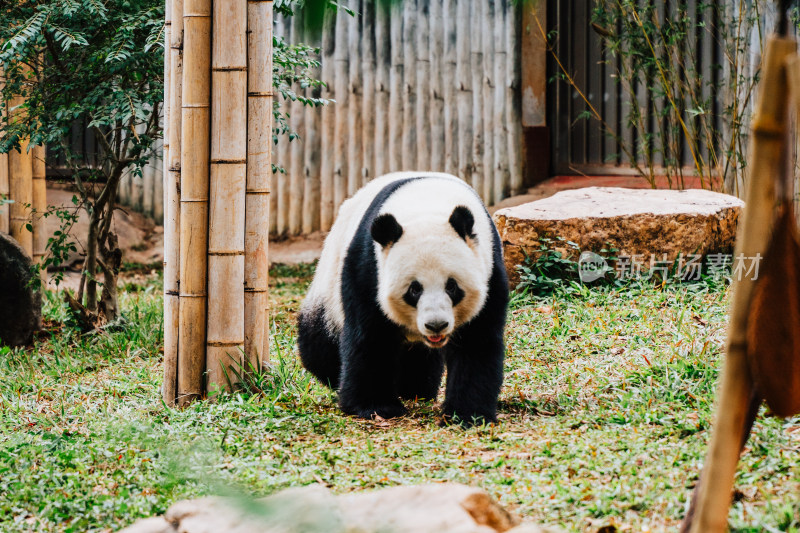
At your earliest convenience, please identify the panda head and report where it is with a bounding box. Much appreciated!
[371,205,489,349]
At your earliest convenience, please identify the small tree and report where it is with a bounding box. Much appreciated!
[1,0,164,322]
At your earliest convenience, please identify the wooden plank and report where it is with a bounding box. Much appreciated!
[429,0,445,172]
[402,0,417,170]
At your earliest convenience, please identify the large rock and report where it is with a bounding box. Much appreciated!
[0,232,41,347]
[119,483,563,533]
[493,187,744,285]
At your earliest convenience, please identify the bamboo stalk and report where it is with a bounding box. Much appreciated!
[415,0,431,170]
[178,0,212,406]
[689,36,796,533]
[31,144,46,276]
[429,0,445,172]
[493,0,509,205]
[302,10,322,234]
[506,0,523,196]
[388,1,404,172]
[272,14,287,235]
[470,0,484,194]
[288,11,304,235]
[163,0,183,406]
[319,10,336,230]
[374,0,390,178]
[206,0,248,392]
[347,0,363,195]
[454,0,470,179]
[401,0,417,170]
[362,0,376,185]
[245,0,273,369]
[481,0,495,204]
[8,92,33,257]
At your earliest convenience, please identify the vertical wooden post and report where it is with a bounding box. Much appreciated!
[388,1,404,171]
[163,0,183,406]
[362,0,377,186]
[319,10,336,230]
[454,0,470,180]
[245,0,274,370]
[0,79,9,234]
[206,0,248,390]
[333,7,350,210]
[481,0,495,204]
[429,0,445,172]
[493,0,509,204]
[470,0,484,194]
[347,0,364,195]
[415,0,431,170]
[374,0,390,177]
[8,93,33,257]
[288,13,305,235]
[401,0,417,170]
[177,0,211,406]
[689,36,795,533]
[302,10,322,234]
[507,0,523,196]
[31,145,47,272]
[272,15,287,235]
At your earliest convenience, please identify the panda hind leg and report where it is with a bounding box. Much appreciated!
[396,345,444,401]
[297,306,341,389]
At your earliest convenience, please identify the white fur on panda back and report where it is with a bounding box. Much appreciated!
[302,172,494,334]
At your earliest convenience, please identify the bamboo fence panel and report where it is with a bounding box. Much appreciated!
[168,0,524,238]
[0,150,8,234]
[163,0,183,406]
[347,0,364,195]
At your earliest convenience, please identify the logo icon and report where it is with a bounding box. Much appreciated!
[578,251,608,283]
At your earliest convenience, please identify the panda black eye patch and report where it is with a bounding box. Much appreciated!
[445,277,465,305]
[403,280,423,307]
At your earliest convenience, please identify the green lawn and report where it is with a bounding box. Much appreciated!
[1,265,798,532]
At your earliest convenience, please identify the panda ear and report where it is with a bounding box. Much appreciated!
[449,206,475,241]
[371,213,403,248]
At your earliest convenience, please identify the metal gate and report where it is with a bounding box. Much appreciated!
[546,0,725,176]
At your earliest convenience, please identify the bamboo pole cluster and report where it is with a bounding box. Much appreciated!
[0,69,48,273]
[162,0,273,406]
[272,0,523,236]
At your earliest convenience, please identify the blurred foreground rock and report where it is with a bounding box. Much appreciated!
[120,483,563,533]
[0,232,41,347]
[493,187,744,285]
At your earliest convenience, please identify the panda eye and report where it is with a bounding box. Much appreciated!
[403,280,423,307]
[445,277,465,305]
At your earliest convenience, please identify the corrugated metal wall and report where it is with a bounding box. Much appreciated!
[273,0,523,236]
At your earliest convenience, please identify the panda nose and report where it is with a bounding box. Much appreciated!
[425,321,448,333]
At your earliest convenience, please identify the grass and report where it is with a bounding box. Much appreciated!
[1,265,799,532]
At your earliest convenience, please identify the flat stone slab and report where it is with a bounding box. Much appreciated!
[120,483,563,533]
[0,232,41,347]
[493,187,744,286]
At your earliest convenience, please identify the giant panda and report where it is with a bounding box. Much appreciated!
[297,172,508,426]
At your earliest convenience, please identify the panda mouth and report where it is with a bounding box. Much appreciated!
[425,335,448,348]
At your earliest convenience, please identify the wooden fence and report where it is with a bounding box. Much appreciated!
[273,0,523,235]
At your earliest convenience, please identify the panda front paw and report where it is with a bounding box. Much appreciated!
[341,400,408,420]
